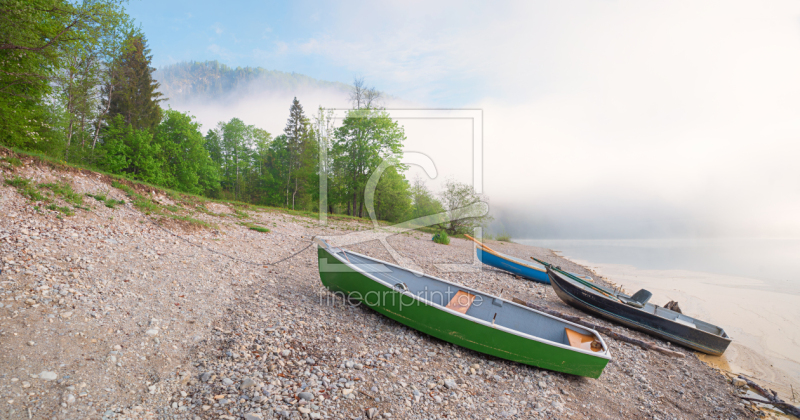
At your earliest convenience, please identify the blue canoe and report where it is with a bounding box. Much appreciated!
[476,246,592,284]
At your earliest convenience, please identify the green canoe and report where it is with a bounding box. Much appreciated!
[315,240,611,378]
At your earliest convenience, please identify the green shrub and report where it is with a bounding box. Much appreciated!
[432,231,450,245]
[495,232,512,242]
[240,222,269,233]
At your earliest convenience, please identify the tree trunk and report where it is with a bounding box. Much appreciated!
[352,190,357,218]
[292,178,297,210]
[92,85,112,150]
[65,119,74,161]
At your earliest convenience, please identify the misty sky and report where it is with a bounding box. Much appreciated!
[128,1,800,239]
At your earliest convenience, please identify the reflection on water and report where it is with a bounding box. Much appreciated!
[516,238,800,405]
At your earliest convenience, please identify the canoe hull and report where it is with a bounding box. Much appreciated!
[548,270,731,356]
[476,247,550,284]
[318,247,609,378]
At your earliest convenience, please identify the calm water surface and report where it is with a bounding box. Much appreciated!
[516,237,800,397]
[515,238,800,295]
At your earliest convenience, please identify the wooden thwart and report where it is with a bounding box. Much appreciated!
[565,328,603,352]
[512,297,685,358]
[445,291,476,315]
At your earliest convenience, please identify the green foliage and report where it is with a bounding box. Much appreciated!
[371,166,411,223]
[46,203,74,216]
[0,157,23,167]
[240,222,270,233]
[282,97,317,211]
[111,180,134,195]
[495,231,512,242]
[0,0,131,153]
[163,214,217,230]
[410,178,445,220]
[5,175,85,215]
[112,180,157,213]
[105,34,163,132]
[38,181,83,205]
[154,109,220,195]
[435,179,493,235]
[100,115,163,183]
[331,107,406,217]
[432,231,450,245]
[86,193,124,208]
[5,176,46,201]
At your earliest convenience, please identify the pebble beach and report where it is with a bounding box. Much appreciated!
[0,153,760,419]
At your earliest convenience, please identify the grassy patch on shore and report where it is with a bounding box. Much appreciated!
[112,181,160,214]
[4,176,88,216]
[5,176,47,201]
[0,156,22,168]
[46,203,74,216]
[39,181,83,206]
[239,222,270,233]
[164,214,218,230]
[86,193,126,209]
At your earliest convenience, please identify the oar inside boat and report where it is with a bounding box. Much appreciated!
[532,257,621,302]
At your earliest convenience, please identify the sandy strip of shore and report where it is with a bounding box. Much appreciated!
[563,256,800,406]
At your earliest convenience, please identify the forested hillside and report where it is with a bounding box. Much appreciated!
[154,61,352,102]
[0,0,490,232]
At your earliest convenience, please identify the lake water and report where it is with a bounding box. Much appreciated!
[516,238,800,403]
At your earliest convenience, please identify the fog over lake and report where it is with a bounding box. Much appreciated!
[142,1,800,240]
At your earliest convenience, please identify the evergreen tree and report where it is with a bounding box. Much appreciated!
[283,97,315,210]
[104,33,163,132]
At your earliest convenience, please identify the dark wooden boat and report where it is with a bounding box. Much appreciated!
[316,239,611,377]
[541,261,732,356]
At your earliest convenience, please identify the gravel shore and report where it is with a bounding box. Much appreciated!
[0,155,759,419]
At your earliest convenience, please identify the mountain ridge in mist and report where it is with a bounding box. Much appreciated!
[154,61,353,102]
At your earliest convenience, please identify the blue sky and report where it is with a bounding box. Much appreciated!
[125,0,499,106]
[127,0,800,238]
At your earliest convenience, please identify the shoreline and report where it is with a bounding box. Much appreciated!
[0,159,758,418]
[546,249,800,409]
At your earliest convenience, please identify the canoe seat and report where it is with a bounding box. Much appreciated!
[619,289,652,308]
[565,328,603,352]
[445,291,476,315]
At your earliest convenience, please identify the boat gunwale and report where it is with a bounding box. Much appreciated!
[319,245,612,360]
[549,269,732,351]
[477,246,547,273]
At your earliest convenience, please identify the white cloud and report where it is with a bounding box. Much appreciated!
[178,0,800,238]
